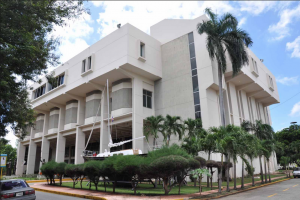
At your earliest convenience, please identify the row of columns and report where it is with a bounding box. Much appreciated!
[16,71,145,175]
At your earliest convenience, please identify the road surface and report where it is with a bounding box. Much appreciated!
[35,191,86,200]
[222,178,300,200]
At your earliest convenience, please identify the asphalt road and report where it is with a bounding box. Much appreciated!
[35,191,86,200]
[222,178,300,200]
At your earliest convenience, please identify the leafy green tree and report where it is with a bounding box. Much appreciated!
[84,161,102,191]
[244,135,259,186]
[163,115,183,146]
[275,125,300,165]
[150,155,189,195]
[144,115,164,150]
[197,8,253,127]
[191,168,211,194]
[280,156,290,177]
[56,162,67,186]
[40,161,57,185]
[261,139,275,182]
[65,164,82,188]
[0,0,88,137]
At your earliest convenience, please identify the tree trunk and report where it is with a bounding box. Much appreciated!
[241,161,244,189]
[163,177,170,195]
[218,64,226,127]
[218,154,223,193]
[207,151,211,187]
[104,179,106,192]
[210,167,213,190]
[89,181,91,190]
[251,160,255,186]
[194,179,196,187]
[264,157,268,183]
[259,156,264,184]
[199,176,202,194]
[268,161,271,182]
[234,160,237,189]
[153,137,156,150]
[155,178,157,188]
[95,182,98,191]
[226,154,230,192]
[113,179,117,193]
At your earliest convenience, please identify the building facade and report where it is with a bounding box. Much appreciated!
[16,15,279,178]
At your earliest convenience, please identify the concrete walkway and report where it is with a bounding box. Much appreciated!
[30,176,286,200]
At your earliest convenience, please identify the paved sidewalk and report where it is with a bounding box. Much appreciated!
[30,175,286,200]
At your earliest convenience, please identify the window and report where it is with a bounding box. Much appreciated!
[251,57,259,76]
[82,59,86,73]
[88,56,92,70]
[33,84,46,99]
[65,147,69,157]
[143,89,152,109]
[267,75,274,91]
[188,32,201,119]
[48,73,65,91]
[140,42,145,58]
[71,146,75,157]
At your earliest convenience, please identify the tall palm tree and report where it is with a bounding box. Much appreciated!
[197,8,253,127]
[144,115,165,150]
[261,139,275,182]
[163,115,183,146]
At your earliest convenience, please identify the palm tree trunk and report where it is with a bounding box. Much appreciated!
[234,160,237,189]
[210,167,213,190]
[218,64,226,127]
[268,160,271,182]
[264,157,268,183]
[226,154,230,192]
[207,151,211,188]
[259,156,264,184]
[241,161,244,189]
[153,137,156,150]
[251,160,255,186]
[218,154,223,193]
[199,176,202,194]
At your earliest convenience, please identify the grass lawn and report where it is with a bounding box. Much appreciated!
[188,173,286,187]
[58,181,216,195]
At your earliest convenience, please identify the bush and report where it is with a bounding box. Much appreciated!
[194,156,206,168]
[84,161,102,190]
[65,164,85,188]
[150,155,189,195]
[40,161,57,185]
[56,162,67,186]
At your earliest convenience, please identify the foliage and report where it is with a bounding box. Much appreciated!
[194,157,207,168]
[150,155,189,194]
[197,8,253,127]
[65,164,84,188]
[144,115,165,149]
[84,161,102,191]
[56,162,67,186]
[163,115,183,146]
[191,168,211,194]
[40,161,57,185]
[0,0,88,137]
[275,124,300,164]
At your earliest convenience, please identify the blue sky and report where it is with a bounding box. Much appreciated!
[5,1,300,146]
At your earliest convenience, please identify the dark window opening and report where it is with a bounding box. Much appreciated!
[143,89,152,109]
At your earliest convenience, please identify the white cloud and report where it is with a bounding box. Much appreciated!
[277,76,299,86]
[93,1,236,38]
[268,4,300,41]
[290,102,300,117]
[286,36,300,58]
[239,1,276,15]
[50,13,94,63]
[4,126,17,148]
[239,17,247,26]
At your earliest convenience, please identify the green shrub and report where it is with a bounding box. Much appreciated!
[84,161,102,190]
[56,162,67,186]
[40,160,57,185]
[65,164,85,188]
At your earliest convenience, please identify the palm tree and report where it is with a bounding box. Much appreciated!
[244,135,259,186]
[242,120,273,184]
[200,133,216,188]
[210,125,233,193]
[197,8,253,127]
[144,115,165,150]
[163,115,183,146]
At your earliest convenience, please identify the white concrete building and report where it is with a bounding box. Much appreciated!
[16,15,279,179]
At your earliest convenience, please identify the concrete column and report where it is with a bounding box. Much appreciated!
[100,86,109,153]
[40,112,50,170]
[75,127,85,164]
[56,105,66,163]
[132,77,144,151]
[26,140,37,174]
[16,142,26,176]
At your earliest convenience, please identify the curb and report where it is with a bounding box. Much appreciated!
[193,178,291,200]
[32,187,107,200]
